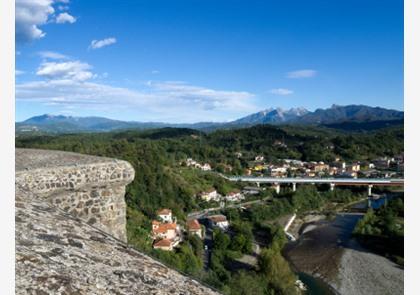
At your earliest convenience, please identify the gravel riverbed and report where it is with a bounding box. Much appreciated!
[284,213,403,295]
[331,239,403,295]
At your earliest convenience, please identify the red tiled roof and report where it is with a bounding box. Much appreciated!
[187,219,201,230]
[152,222,177,234]
[153,239,172,248]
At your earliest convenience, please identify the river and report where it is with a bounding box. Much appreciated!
[283,196,403,295]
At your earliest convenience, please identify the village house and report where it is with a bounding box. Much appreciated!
[347,163,361,172]
[252,164,264,172]
[157,208,173,223]
[273,140,287,148]
[255,155,265,162]
[152,220,179,240]
[208,215,229,230]
[153,238,175,251]
[198,188,220,202]
[185,158,211,171]
[201,163,212,171]
[313,162,330,173]
[328,167,339,175]
[185,158,198,167]
[225,190,245,202]
[187,219,203,239]
[270,166,288,177]
[305,170,316,177]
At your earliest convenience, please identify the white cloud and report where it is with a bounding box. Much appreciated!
[270,88,294,95]
[16,70,25,76]
[89,37,117,50]
[55,12,76,24]
[36,61,94,81]
[286,69,317,79]
[16,78,255,122]
[16,0,76,44]
[17,56,256,122]
[148,81,255,111]
[38,51,69,60]
[16,0,54,43]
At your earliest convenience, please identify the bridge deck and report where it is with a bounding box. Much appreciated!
[228,177,404,186]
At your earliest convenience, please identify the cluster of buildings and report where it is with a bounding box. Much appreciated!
[151,209,203,251]
[197,188,245,203]
[184,158,212,171]
[246,154,404,179]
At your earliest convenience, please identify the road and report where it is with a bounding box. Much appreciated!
[187,197,270,220]
[202,227,213,270]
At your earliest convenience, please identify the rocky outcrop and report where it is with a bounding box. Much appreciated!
[15,149,219,295]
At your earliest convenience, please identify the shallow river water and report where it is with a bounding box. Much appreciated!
[284,196,401,294]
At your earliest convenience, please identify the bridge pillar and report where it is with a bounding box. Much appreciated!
[367,185,373,196]
[256,182,260,188]
[273,184,280,194]
[330,183,335,191]
[292,183,296,192]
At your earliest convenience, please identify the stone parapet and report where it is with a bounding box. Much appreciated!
[15,148,220,294]
[16,148,135,242]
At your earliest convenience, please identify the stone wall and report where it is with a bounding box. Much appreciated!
[15,148,220,294]
[16,148,135,242]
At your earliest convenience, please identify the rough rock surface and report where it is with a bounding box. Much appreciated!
[16,148,135,241]
[16,149,219,295]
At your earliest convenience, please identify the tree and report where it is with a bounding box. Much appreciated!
[213,229,231,251]
[258,248,298,295]
[229,271,267,295]
[179,244,201,275]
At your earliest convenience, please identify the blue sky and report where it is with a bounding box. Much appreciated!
[16,0,403,123]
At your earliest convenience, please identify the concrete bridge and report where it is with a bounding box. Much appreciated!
[226,176,404,196]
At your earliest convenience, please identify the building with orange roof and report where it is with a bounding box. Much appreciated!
[153,238,175,251]
[187,219,203,239]
[152,220,178,240]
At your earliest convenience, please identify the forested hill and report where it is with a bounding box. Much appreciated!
[16,124,403,217]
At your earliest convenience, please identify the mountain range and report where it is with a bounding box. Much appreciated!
[16,104,404,134]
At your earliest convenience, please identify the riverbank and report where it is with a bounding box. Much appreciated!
[284,212,403,295]
[332,238,403,295]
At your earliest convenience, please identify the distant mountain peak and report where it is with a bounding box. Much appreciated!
[232,104,402,125]
[16,104,403,134]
